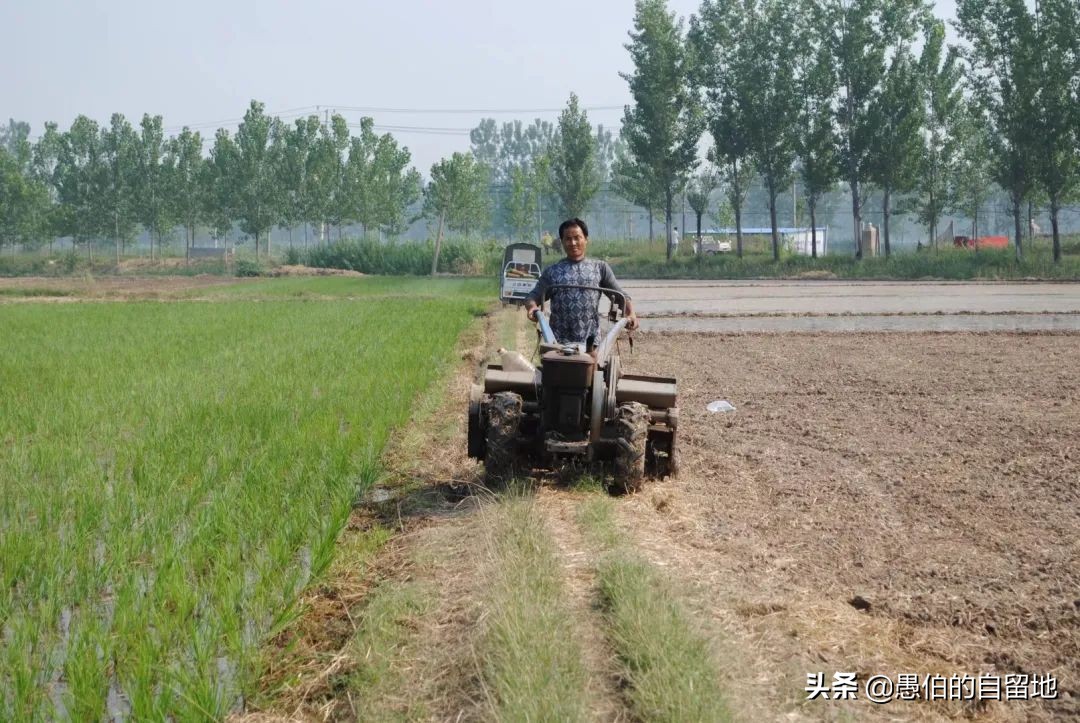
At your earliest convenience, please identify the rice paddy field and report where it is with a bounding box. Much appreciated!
[0,277,490,720]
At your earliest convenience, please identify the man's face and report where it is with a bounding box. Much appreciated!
[561,225,588,261]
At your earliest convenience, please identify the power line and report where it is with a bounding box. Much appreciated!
[329,104,626,114]
[361,124,473,135]
[159,103,625,135]
[163,106,319,133]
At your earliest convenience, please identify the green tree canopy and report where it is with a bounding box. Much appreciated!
[796,39,841,258]
[691,0,753,256]
[168,127,204,259]
[1033,0,1080,261]
[956,0,1040,260]
[819,0,927,258]
[549,92,601,220]
[915,19,963,248]
[424,152,490,273]
[232,100,282,256]
[135,114,173,259]
[867,48,925,256]
[621,0,703,260]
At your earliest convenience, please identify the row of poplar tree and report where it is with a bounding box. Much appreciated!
[2,0,1077,264]
[611,0,1079,262]
[429,0,1080,264]
[0,94,624,263]
[0,106,426,262]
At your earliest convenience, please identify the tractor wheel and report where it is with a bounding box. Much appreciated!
[485,391,523,486]
[612,402,649,494]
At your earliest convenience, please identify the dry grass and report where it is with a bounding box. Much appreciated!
[578,498,732,723]
[476,495,590,722]
[240,520,393,720]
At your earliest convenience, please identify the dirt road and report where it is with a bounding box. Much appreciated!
[623,280,1080,332]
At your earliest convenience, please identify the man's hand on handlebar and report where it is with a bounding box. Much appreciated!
[624,299,638,331]
[524,300,539,321]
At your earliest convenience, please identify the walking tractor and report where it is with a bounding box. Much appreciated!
[468,285,679,493]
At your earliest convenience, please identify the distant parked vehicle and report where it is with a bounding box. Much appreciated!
[696,237,732,255]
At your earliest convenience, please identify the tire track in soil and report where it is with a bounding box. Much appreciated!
[535,489,635,722]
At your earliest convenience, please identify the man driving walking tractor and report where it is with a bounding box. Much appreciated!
[524,218,638,350]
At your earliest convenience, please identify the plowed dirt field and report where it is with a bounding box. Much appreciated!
[616,330,1079,720]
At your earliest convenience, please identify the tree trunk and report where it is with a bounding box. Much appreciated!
[810,199,818,259]
[734,203,744,258]
[731,159,744,258]
[695,211,703,257]
[766,178,780,261]
[1050,199,1061,263]
[665,190,674,262]
[882,187,891,259]
[1027,200,1034,243]
[927,186,937,249]
[648,210,654,242]
[431,212,445,275]
[255,231,260,260]
[1011,193,1023,262]
[851,179,863,260]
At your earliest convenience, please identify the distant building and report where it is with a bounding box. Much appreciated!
[697,227,829,255]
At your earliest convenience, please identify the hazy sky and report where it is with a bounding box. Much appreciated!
[3,0,958,175]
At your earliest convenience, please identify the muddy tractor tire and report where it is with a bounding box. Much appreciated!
[485,391,523,486]
[612,402,649,494]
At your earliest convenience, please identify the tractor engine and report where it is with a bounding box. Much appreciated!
[539,347,594,437]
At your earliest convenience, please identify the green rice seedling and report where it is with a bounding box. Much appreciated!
[0,280,487,718]
[198,274,494,300]
[63,619,110,723]
[595,555,730,723]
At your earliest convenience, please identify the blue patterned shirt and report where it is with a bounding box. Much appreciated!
[526,257,629,344]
